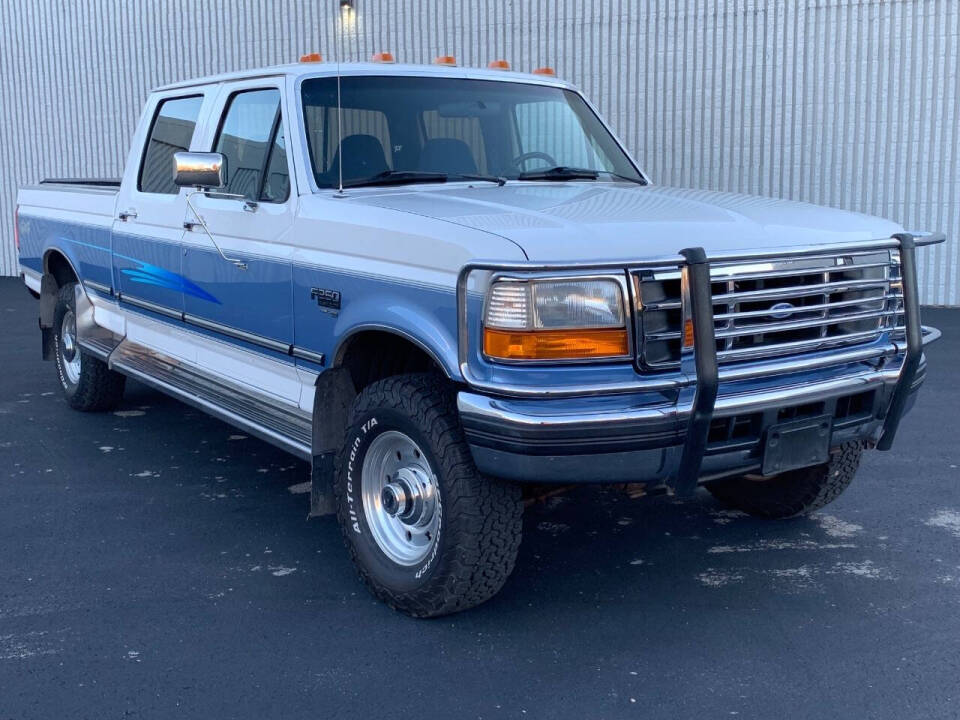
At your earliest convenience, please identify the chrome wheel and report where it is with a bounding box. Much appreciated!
[361,430,440,566]
[60,308,81,385]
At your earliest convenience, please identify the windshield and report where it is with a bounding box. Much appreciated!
[301,76,644,188]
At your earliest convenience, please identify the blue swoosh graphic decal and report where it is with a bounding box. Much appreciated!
[117,256,221,305]
[61,236,221,305]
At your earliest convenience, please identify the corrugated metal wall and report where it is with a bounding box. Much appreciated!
[1,0,957,304]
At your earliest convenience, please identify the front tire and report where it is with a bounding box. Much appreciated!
[53,283,126,412]
[705,441,863,518]
[334,374,523,617]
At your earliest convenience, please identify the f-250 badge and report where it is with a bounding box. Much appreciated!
[310,287,341,313]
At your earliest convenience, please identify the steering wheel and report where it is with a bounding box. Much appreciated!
[512,151,558,171]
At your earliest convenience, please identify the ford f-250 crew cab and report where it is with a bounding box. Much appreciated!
[15,58,943,617]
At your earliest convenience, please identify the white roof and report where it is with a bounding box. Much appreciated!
[155,61,574,92]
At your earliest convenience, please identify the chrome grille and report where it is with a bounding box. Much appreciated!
[635,250,902,369]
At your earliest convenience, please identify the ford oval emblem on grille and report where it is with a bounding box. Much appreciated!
[768,301,796,319]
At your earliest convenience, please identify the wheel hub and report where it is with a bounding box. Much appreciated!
[59,309,81,384]
[361,430,440,566]
[381,467,436,527]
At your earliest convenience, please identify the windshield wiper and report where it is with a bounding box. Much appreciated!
[342,170,449,188]
[516,166,600,181]
[453,173,507,186]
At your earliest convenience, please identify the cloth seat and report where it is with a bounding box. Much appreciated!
[418,138,478,175]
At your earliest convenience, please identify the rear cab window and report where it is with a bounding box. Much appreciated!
[138,95,204,194]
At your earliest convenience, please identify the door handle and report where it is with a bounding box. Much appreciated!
[118,209,138,221]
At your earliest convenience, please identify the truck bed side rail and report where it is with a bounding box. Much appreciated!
[38,178,122,188]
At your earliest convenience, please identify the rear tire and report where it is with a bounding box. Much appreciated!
[705,442,863,518]
[334,373,523,618]
[53,283,126,412]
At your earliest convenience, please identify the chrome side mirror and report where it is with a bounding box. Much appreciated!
[175,151,249,271]
[173,152,227,189]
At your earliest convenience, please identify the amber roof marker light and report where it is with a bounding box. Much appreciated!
[532,67,556,76]
[372,52,396,63]
[299,52,323,63]
[488,59,511,70]
[434,55,457,66]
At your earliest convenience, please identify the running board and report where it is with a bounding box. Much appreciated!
[107,340,313,460]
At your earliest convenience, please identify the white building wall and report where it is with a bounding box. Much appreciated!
[0,0,957,304]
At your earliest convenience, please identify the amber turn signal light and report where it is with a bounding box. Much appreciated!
[483,328,629,361]
[683,318,695,348]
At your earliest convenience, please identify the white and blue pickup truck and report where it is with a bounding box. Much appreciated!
[15,58,943,616]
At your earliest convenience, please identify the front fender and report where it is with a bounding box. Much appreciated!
[331,285,460,381]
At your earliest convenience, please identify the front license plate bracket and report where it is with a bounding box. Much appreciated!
[761,414,832,476]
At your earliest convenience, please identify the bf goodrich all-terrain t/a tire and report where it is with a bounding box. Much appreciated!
[334,373,523,618]
[705,441,864,518]
[52,283,126,412]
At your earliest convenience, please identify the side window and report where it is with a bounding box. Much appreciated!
[214,88,288,203]
[138,95,203,194]
[261,125,290,203]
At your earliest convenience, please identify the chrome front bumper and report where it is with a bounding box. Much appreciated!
[458,355,928,485]
[456,233,940,491]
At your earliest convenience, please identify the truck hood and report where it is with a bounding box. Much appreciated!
[349,183,902,261]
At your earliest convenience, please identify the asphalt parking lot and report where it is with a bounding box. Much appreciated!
[1,276,959,719]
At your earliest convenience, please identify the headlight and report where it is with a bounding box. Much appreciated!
[483,278,629,361]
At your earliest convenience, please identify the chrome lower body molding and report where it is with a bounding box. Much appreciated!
[116,292,324,365]
[83,279,113,296]
[183,313,291,354]
[119,292,181,319]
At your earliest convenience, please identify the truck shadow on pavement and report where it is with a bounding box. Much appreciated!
[100,379,912,623]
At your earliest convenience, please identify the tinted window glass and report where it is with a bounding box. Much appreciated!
[301,76,642,187]
[514,98,614,172]
[214,89,284,202]
[303,104,392,181]
[421,110,487,173]
[139,95,203,194]
[260,125,290,203]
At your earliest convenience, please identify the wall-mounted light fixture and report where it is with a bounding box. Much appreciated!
[340,0,354,9]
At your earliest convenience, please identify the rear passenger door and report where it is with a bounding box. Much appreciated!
[112,93,206,315]
[180,82,296,356]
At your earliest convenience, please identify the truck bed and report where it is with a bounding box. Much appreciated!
[16,182,120,291]
[18,182,119,219]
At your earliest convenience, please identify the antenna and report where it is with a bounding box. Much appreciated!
[334,2,346,197]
